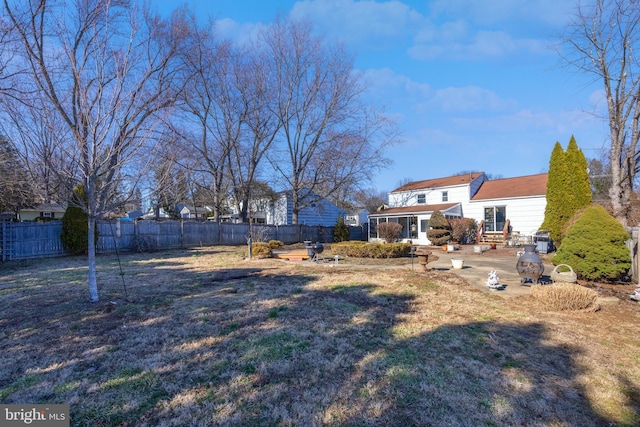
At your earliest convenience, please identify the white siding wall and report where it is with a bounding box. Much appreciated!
[389,185,472,207]
[464,196,547,237]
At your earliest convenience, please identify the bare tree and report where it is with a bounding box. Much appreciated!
[561,0,640,225]
[261,18,397,224]
[174,20,236,222]
[0,96,76,204]
[226,43,281,223]
[3,0,191,301]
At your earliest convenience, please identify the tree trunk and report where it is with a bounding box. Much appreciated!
[87,215,99,302]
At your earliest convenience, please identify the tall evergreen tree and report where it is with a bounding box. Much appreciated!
[541,142,570,242]
[565,135,592,211]
[542,137,593,244]
[0,135,34,214]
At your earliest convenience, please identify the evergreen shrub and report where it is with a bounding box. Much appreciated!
[552,205,631,282]
[426,210,452,245]
[331,241,411,258]
[61,186,94,255]
[334,216,350,242]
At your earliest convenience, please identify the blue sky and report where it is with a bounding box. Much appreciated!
[159,0,607,193]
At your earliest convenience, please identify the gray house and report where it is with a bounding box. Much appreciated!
[269,190,345,226]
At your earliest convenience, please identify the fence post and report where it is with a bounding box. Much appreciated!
[1,220,6,262]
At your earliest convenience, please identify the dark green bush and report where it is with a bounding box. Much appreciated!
[552,205,631,282]
[376,221,403,243]
[331,241,411,259]
[333,216,350,242]
[426,210,452,245]
[61,186,95,255]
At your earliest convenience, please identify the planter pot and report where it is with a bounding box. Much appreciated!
[447,244,455,252]
[451,258,464,269]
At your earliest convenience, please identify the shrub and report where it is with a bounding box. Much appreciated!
[250,242,272,258]
[426,210,452,245]
[331,241,411,258]
[333,216,350,242]
[61,186,96,255]
[376,221,403,243]
[268,240,284,249]
[531,283,600,312]
[449,218,477,244]
[552,205,631,282]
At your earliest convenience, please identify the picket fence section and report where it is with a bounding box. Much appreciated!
[1,220,367,261]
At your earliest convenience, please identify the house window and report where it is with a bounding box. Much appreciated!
[417,193,426,204]
[420,219,429,232]
[410,216,418,239]
[42,212,52,218]
[484,206,506,232]
[442,191,448,202]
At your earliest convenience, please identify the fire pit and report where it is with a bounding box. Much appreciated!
[516,243,544,284]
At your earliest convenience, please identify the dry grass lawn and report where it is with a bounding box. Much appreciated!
[1,246,639,426]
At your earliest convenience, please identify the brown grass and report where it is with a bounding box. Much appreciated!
[531,282,601,312]
[0,246,639,426]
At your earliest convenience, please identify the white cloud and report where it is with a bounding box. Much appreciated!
[213,18,267,46]
[427,0,573,28]
[409,29,548,61]
[362,68,431,98]
[432,86,517,112]
[289,0,425,47]
[450,108,596,134]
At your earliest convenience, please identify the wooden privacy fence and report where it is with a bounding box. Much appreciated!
[1,220,368,261]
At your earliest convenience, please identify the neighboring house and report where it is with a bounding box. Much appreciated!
[179,205,212,220]
[269,190,345,226]
[344,209,369,226]
[140,206,172,219]
[368,172,548,245]
[19,203,67,222]
[220,190,344,226]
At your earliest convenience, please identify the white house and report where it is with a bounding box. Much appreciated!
[368,172,548,245]
[19,203,67,222]
[179,205,212,220]
[222,190,345,226]
[344,209,369,226]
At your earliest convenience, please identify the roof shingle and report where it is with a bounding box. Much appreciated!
[392,172,485,193]
[471,173,548,200]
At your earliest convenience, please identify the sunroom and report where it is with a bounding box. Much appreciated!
[368,203,462,246]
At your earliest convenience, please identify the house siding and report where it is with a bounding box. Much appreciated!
[389,184,472,207]
[372,173,547,246]
[465,196,546,236]
[270,192,345,226]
